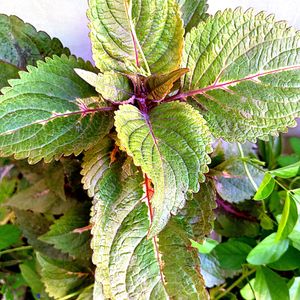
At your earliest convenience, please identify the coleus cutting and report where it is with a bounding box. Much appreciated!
[0,0,299,299]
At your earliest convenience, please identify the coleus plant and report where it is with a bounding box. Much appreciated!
[0,0,300,299]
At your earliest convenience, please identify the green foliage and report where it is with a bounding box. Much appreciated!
[0,1,300,299]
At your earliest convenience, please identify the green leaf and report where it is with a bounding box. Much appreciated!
[253,173,275,200]
[183,8,300,142]
[214,159,264,203]
[90,160,211,299]
[276,193,298,240]
[240,278,255,300]
[88,0,184,74]
[254,266,289,300]
[20,259,49,300]
[269,161,300,178]
[96,71,133,102]
[14,209,66,260]
[0,224,21,250]
[247,233,289,265]
[213,240,252,270]
[290,138,300,155]
[39,205,92,260]
[289,277,300,300]
[0,14,70,89]
[268,246,300,271]
[146,68,189,100]
[115,102,212,237]
[191,238,218,254]
[0,55,113,163]
[4,179,76,214]
[37,253,90,299]
[81,136,114,197]
[177,0,208,33]
[76,285,93,300]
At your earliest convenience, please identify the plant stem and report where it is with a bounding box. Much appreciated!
[237,143,258,191]
[0,245,33,256]
[214,268,256,300]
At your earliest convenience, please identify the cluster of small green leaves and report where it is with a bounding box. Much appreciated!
[195,137,300,300]
[0,0,300,299]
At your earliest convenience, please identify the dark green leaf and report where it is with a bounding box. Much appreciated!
[290,137,300,155]
[0,14,70,89]
[253,173,275,200]
[268,246,300,271]
[213,240,252,270]
[254,266,289,300]
[0,224,21,250]
[247,233,289,265]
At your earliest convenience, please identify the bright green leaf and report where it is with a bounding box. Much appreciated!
[289,277,300,300]
[183,9,300,142]
[88,0,184,74]
[247,233,289,265]
[269,161,300,178]
[0,55,113,163]
[240,278,255,300]
[115,102,212,237]
[276,193,298,240]
[253,173,275,200]
[0,14,70,90]
[191,238,218,254]
[177,0,208,33]
[0,224,21,250]
[254,266,289,300]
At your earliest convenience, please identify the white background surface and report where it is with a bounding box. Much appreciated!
[1,0,300,134]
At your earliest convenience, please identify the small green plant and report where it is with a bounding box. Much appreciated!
[0,0,300,299]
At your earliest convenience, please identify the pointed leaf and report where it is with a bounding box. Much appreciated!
[183,9,300,142]
[269,161,300,178]
[0,14,70,89]
[91,163,210,299]
[115,102,212,237]
[0,55,113,163]
[39,205,92,260]
[88,0,184,74]
[177,0,208,33]
[253,173,275,200]
[146,68,189,100]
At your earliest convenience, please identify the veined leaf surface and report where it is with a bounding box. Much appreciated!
[177,0,208,33]
[88,0,184,74]
[115,102,212,237]
[183,8,300,142]
[0,14,70,89]
[88,159,213,299]
[0,55,113,163]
